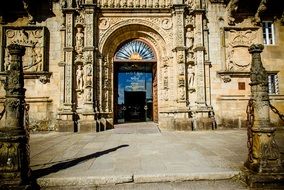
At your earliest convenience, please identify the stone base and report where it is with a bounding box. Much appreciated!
[243,169,284,188]
[196,117,216,130]
[0,180,34,190]
[55,119,76,132]
[97,118,114,132]
[78,119,97,132]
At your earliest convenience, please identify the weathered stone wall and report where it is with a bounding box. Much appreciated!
[207,1,284,128]
[1,0,283,131]
[0,3,63,131]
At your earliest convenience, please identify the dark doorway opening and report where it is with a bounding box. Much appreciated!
[114,62,154,124]
[124,91,146,122]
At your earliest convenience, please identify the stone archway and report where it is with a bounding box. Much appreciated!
[98,22,167,125]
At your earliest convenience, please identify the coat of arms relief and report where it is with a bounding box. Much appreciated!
[1,26,50,83]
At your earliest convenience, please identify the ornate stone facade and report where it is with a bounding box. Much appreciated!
[0,0,283,131]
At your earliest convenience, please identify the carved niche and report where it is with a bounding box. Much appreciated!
[1,26,49,83]
[224,28,259,72]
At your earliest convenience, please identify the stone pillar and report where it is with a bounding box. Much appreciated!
[57,7,77,132]
[193,1,206,106]
[0,44,31,187]
[172,2,186,104]
[245,44,283,187]
[78,5,97,132]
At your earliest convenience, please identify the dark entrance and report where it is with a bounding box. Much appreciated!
[113,39,157,124]
[114,62,153,124]
[124,91,146,122]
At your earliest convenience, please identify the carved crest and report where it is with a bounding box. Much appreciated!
[224,28,259,71]
[1,26,47,73]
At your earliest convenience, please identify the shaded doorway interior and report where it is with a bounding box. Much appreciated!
[115,62,153,124]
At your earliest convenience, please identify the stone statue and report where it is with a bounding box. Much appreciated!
[75,27,84,54]
[187,65,195,87]
[76,0,82,8]
[186,28,194,49]
[254,0,268,24]
[76,65,84,91]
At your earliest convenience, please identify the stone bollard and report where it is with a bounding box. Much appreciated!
[244,44,283,187]
[0,44,31,188]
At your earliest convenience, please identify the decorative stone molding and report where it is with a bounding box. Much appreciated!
[224,27,259,72]
[97,0,172,8]
[99,18,170,52]
[1,26,51,83]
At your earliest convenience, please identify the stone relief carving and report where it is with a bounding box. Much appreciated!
[99,18,171,51]
[161,18,172,30]
[97,0,172,8]
[227,0,239,25]
[66,14,73,48]
[254,0,268,24]
[178,87,185,101]
[224,29,258,71]
[2,27,46,73]
[99,18,110,30]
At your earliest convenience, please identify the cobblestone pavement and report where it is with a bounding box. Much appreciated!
[29,122,284,189]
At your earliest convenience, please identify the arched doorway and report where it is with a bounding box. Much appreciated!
[113,39,157,124]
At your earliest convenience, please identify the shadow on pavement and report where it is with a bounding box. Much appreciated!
[31,144,129,179]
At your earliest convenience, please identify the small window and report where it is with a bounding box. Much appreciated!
[238,82,245,90]
[268,74,279,94]
[262,21,275,45]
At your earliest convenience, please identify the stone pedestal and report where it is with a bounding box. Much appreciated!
[0,44,32,188]
[244,44,283,188]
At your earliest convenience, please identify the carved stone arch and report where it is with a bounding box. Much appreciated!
[99,19,168,55]
[98,21,168,123]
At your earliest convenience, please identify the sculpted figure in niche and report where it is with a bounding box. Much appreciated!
[186,28,194,49]
[187,65,195,87]
[178,87,185,100]
[85,89,92,102]
[76,65,84,91]
[178,54,184,64]
[76,0,82,8]
[75,27,84,54]
[254,0,268,24]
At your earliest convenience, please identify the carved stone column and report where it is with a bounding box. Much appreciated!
[78,5,97,132]
[0,44,31,187]
[193,2,206,106]
[173,2,186,104]
[57,6,77,132]
[244,44,283,187]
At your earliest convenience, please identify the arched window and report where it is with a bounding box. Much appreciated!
[115,40,155,61]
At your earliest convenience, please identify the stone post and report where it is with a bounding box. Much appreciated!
[245,44,283,187]
[0,44,31,187]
